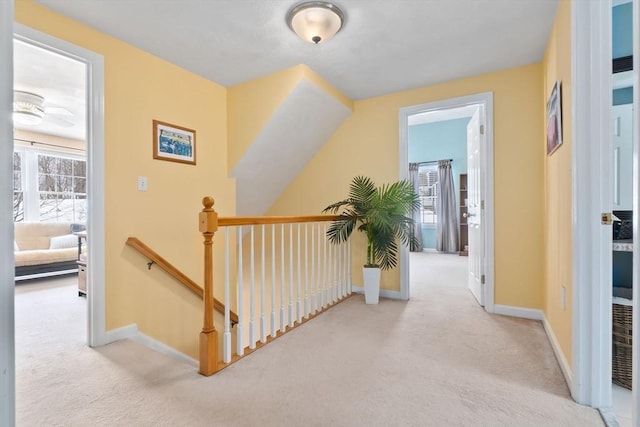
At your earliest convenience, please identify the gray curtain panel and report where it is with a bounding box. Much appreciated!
[409,163,423,252]
[436,160,459,252]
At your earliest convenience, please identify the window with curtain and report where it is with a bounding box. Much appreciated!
[418,165,438,225]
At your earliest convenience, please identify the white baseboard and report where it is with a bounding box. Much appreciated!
[493,306,573,394]
[542,315,573,395]
[104,323,138,343]
[104,323,197,367]
[131,331,197,367]
[493,304,543,320]
[351,285,403,300]
[598,407,620,427]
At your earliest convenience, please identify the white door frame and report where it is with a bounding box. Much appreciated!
[14,24,107,348]
[571,0,612,408]
[572,0,640,421]
[398,92,495,314]
[1,2,15,425]
[633,0,640,417]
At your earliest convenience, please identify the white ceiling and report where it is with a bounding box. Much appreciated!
[35,0,559,101]
[14,39,87,141]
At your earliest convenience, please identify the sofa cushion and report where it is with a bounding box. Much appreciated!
[14,247,78,267]
[49,233,77,250]
[14,222,75,250]
[14,240,18,251]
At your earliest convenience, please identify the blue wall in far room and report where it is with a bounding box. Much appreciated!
[613,2,632,59]
[408,117,469,249]
[614,87,633,105]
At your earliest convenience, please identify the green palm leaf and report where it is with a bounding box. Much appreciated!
[323,176,420,270]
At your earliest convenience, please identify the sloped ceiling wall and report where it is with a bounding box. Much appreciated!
[232,79,351,216]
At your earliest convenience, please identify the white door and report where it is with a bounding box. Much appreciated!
[467,109,484,305]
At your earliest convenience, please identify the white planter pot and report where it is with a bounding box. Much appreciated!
[363,266,381,304]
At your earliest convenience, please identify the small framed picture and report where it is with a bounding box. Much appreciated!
[546,81,562,156]
[153,120,196,165]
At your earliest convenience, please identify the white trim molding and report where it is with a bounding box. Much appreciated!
[0,1,15,425]
[571,0,613,408]
[493,304,543,321]
[542,315,574,395]
[105,324,197,367]
[493,307,574,395]
[131,332,198,368]
[398,92,494,314]
[104,324,139,343]
[14,24,107,348]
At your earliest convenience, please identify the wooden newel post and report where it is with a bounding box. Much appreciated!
[199,196,218,376]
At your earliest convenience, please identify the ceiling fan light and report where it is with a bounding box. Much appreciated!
[13,110,43,126]
[13,91,45,126]
[287,1,345,44]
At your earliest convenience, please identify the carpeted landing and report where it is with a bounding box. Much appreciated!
[15,252,604,426]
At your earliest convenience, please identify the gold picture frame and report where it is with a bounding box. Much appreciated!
[153,120,196,165]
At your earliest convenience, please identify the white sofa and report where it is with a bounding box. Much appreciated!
[14,222,84,280]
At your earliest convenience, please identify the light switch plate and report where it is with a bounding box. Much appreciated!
[138,176,148,191]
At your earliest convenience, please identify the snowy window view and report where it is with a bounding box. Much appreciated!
[13,150,87,223]
[13,152,23,222]
[418,166,438,225]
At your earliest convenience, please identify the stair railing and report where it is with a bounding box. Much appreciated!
[198,197,352,376]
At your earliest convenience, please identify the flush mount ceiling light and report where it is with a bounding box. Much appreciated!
[13,91,44,125]
[286,1,345,44]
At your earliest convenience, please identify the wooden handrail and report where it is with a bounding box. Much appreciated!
[218,214,340,227]
[125,237,238,325]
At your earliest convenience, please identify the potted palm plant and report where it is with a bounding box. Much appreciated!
[323,176,420,304]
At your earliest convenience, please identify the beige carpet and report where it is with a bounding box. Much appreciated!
[15,252,604,426]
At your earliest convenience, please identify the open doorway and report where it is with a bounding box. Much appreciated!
[398,92,494,311]
[13,24,106,348]
[13,32,88,332]
[13,36,90,370]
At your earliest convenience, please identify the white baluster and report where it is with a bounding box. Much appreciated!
[236,226,244,356]
[327,234,332,306]
[280,224,286,332]
[271,224,276,337]
[347,239,352,293]
[311,223,315,314]
[223,227,231,363]
[342,241,347,298]
[332,241,340,303]
[336,241,341,299]
[323,223,328,308]
[260,224,266,343]
[304,223,309,317]
[337,241,342,300]
[289,223,294,328]
[314,223,322,313]
[297,223,302,323]
[249,226,256,349]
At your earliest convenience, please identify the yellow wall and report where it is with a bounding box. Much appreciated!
[16,0,236,359]
[542,0,573,366]
[227,64,352,173]
[15,0,568,363]
[269,64,545,309]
